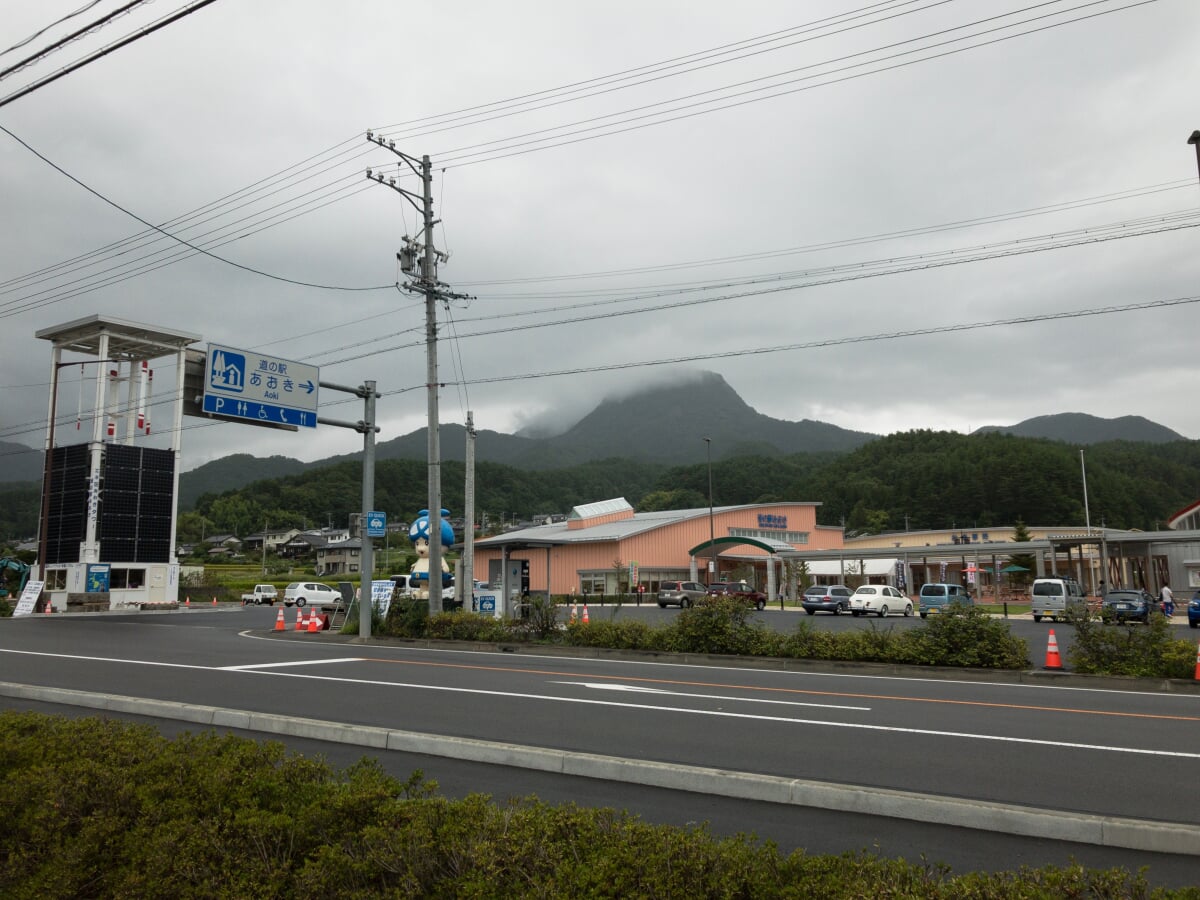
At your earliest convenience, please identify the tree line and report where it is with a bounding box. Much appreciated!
[4,430,1199,546]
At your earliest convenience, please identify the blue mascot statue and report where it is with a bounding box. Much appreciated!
[409,508,454,600]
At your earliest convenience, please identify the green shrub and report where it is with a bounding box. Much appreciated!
[382,596,431,638]
[0,711,1185,898]
[661,596,770,656]
[898,605,1030,669]
[1067,609,1195,678]
[425,611,514,642]
[565,618,661,650]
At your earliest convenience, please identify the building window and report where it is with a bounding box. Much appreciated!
[45,569,67,591]
[109,568,145,589]
[728,528,809,545]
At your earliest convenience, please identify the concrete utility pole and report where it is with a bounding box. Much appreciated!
[463,410,476,602]
[366,133,470,617]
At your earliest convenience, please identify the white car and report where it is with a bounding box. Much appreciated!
[282,581,338,607]
[850,585,913,618]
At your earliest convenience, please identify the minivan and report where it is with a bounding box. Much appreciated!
[917,583,973,618]
[1031,577,1087,622]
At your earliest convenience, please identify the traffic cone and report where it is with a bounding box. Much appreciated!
[307,611,321,633]
[1193,640,1200,681]
[294,609,305,631]
[274,608,286,631]
[569,601,578,624]
[185,596,191,608]
[582,603,590,624]
[43,598,52,614]
[212,596,218,606]
[1044,629,1063,670]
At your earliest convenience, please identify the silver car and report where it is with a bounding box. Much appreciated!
[656,580,707,608]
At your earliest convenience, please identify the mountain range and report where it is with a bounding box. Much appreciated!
[1,372,1190,504]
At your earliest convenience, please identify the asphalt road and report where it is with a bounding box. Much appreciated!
[2,605,1199,887]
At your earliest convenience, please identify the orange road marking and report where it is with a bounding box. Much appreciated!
[358,656,1200,723]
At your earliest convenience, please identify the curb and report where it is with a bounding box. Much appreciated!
[2,679,1197,856]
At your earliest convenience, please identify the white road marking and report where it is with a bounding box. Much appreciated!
[2,647,1198,759]
[220,658,364,671]
[555,680,871,711]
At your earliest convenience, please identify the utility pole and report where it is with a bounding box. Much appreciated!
[463,410,476,603]
[366,132,470,617]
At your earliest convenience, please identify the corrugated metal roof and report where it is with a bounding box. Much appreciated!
[477,505,749,547]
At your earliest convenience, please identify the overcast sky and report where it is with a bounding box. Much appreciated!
[3,0,1199,472]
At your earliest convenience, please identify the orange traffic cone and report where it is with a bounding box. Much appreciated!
[1044,629,1063,670]
[43,598,53,614]
[307,611,321,633]
[274,608,286,631]
[582,603,590,624]
[1193,640,1200,681]
[294,609,305,631]
[569,602,578,624]
[185,596,191,608]
[212,596,218,606]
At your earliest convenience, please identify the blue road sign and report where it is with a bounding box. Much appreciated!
[366,511,387,537]
[205,344,318,428]
[201,395,318,428]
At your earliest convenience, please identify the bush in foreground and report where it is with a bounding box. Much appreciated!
[1066,608,1197,679]
[1,711,1187,899]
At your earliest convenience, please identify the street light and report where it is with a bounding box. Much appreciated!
[704,437,715,585]
[1189,131,1200,185]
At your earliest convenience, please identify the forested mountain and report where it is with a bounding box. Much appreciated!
[5,428,1198,545]
[0,440,43,483]
[173,431,1200,544]
[178,454,307,510]
[974,413,1185,444]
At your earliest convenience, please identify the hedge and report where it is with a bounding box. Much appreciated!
[1,712,1189,898]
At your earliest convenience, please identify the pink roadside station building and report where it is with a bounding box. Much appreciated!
[471,498,845,601]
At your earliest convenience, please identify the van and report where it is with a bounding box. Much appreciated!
[917,583,973,618]
[1031,577,1086,622]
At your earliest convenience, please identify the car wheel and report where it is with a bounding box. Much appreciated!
[297,598,307,607]
[903,604,913,617]
[878,605,887,618]
[851,610,860,617]
[658,602,666,609]
[1033,615,1042,622]
[1190,620,1198,628]
[682,598,692,609]
[805,608,814,615]
[920,612,928,618]
[756,599,766,611]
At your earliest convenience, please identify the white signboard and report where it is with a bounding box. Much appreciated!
[13,580,45,617]
[370,579,395,616]
[203,344,319,428]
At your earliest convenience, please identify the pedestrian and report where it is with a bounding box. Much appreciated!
[1159,582,1174,617]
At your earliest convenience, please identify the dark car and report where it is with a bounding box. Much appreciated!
[801,584,852,615]
[1101,588,1155,624]
[1188,591,1200,629]
[656,580,707,608]
[707,581,768,611]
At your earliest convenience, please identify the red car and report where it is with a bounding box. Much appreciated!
[706,581,768,610]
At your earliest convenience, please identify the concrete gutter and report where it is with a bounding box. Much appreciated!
[2,679,1198,856]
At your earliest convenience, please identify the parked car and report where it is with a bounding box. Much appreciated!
[1101,588,1155,624]
[657,580,707,608]
[283,581,338,607]
[706,581,768,610]
[801,584,853,615]
[850,584,913,617]
[1188,591,1200,629]
[917,583,973,618]
[1031,577,1087,623]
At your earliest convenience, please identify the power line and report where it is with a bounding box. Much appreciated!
[0,123,395,297]
[1,0,112,59]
